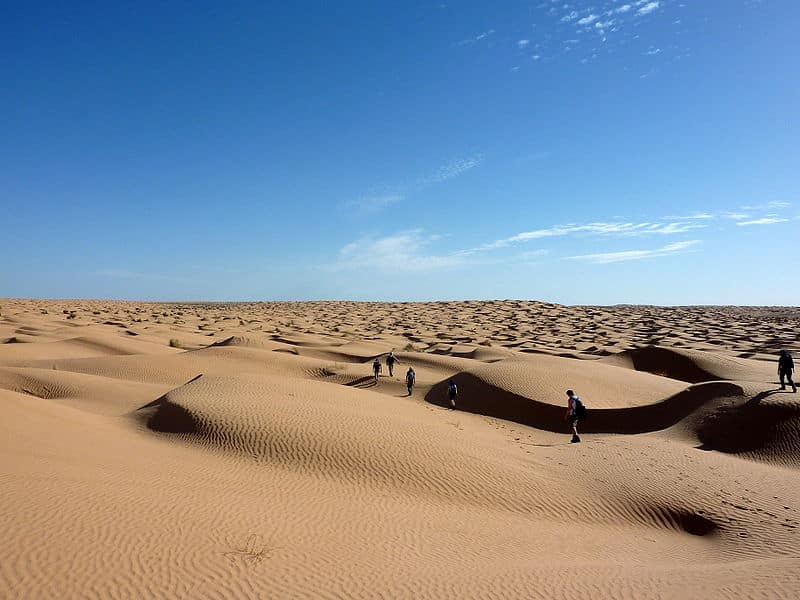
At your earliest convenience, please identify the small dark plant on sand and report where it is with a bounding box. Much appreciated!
[223,533,278,566]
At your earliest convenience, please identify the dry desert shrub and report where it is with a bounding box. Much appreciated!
[223,533,278,566]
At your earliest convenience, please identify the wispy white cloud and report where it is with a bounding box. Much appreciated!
[518,39,530,48]
[636,1,660,16]
[566,240,700,264]
[331,199,793,273]
[519,249,549,261]
[735,217,790,226]
[334,230,555,272]
[422,155,483,185]
[467,220,707,253]
[455,29,495,46]
[528,0,678,67]
[348,154,483,217]
[335,230,465,272]
[652,222,706,234]
[664,212,714,220]
[741,200,792,211]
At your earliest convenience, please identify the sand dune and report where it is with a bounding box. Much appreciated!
[601,345,775,383]
[1,298,799,599]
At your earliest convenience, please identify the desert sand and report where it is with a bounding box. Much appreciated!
[1,298,799,599]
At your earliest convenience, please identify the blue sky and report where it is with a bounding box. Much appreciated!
[2,0,798,304]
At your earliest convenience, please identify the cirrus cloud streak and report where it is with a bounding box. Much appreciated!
[566,240,700,264]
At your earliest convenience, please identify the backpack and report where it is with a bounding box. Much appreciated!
[574,397,588,420]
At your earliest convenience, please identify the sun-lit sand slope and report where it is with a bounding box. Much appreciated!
[1,299,799,599]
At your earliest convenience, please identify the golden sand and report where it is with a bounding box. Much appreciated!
[1,299,799,599]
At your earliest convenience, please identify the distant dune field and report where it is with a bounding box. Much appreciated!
[1,298,799,599]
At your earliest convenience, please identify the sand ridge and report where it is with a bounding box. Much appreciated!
[1,298,799,599]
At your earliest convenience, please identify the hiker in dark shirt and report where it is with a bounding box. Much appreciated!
[406,367,416,396]
[779,349,796,393]
[447,379,458,409]
[386,351,399,377]
[564,389,586,443]
[372,358,382,382]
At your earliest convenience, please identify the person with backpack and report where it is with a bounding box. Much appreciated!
[406,367,416,396]
[779,349,797,393]
[447,379,458,409]
[372,358,382,382]
[386,351,399,377]
[564,389,586,443]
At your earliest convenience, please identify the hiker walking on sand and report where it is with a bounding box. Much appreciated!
[386,351,399,377]
[406,367,416,396]
[779,349,797,393]
[447,379,458,409]
[372,358,382,382]
[564,389,586,443]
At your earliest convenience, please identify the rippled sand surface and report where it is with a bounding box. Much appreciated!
[1,299,799,599]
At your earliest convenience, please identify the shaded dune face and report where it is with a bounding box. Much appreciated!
[695,391,800,466]
[601,346,774,383]
[426,375,744,434]
[2,299,800,599]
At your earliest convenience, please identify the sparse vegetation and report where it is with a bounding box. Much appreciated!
[169,338,182,348]
[402,343,416,352]
[223,533,277,566]
[321,362,346,376]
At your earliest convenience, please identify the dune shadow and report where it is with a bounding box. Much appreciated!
[136,374,205,434]
[697,389,800,455]
[346,375,378,389]
[424,374,745,435]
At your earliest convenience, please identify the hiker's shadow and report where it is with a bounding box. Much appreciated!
[746,388,785,406]
[346,376,378,389]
